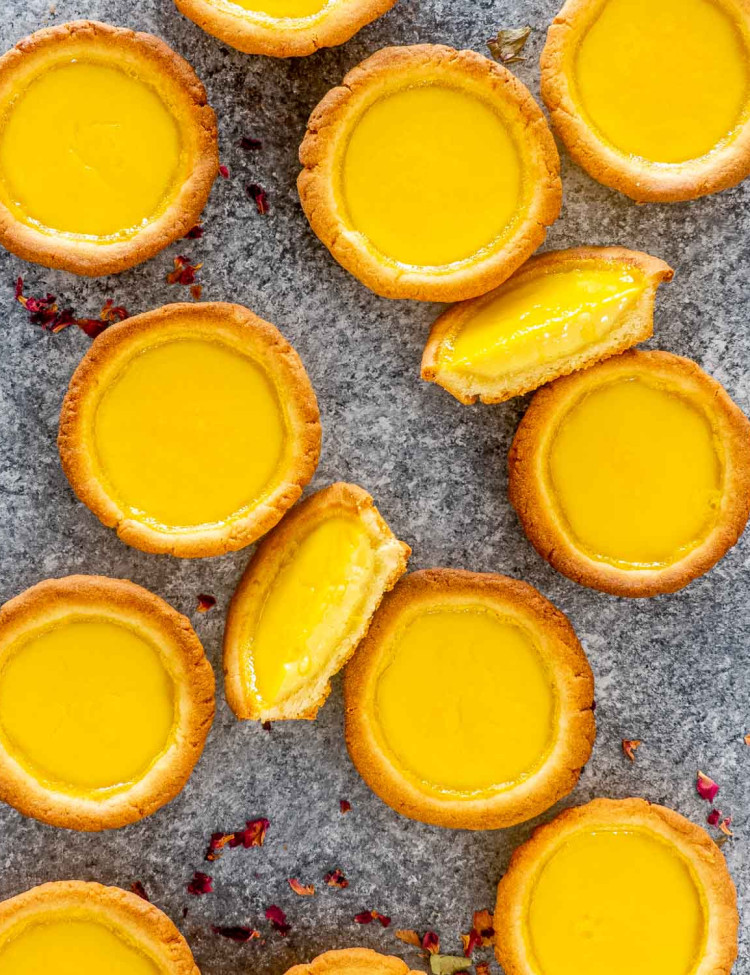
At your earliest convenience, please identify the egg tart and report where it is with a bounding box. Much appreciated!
[174,0,398,58]
[225,482,410,722]
[0,881,199,974]
[509,350,750,597]
[299,45,561,302]
[494,798,738,975]
[541,0,750,202]
[344,569,595,829]
[59,302,321,558]
[0,576,214,831]
[285,948,420,975]
[422,247,673,404]
[0,21,218,276]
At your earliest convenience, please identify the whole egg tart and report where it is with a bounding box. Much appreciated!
[0,881,199,974]
[174,0,398,58]
[224,482,410,723]
[0,21,218,276]
[422,246,673,404]
[59,302,321,559]
[285,948,421,975]
[298,45,562,301]
[509,350,750,597]
[540,0,750,202]
[0,576,214,831]
[494,798,738,975]
[344,569,595,830]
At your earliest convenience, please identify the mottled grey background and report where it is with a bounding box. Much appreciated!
[0,0,748,971]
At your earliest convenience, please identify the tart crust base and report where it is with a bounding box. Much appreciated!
[494,797,739,975]
[344,569,595,830]
[0,576,215,831]
[285,948,422,975]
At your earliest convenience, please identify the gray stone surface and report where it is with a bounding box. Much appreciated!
[0,0,748,971]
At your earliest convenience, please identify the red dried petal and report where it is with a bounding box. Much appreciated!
[323,868,349,889]
[288,878,315,896]
[239,136,262,150]
[212,925,260,943]
[130,881,149,901]
[187,871,213,895]
[696,771,719,802]
[184,225,204,239]
[719,816,733,837]
[395,930,421,948]
[422,931,440,954]
[472,910,494,945]
[99,299,129,323]
[461,929,481,957]
[196,594,216,613]
[14,276,23,300]
[265,905,291,936]
[476,964,491,975]
[166,256,202,287]
[707,808,722,826]
[190,284,203,301]
[621,739,642,762]
[236,817,269,848]
[354,910,390,927]
[262,721,272,732]
[15,281,127,338]
[219,164,230,179]
[340,799,351,814]
[246,183,269,215]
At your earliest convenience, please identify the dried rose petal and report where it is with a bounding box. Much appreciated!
[719,816,733,837]
[130,881,149,901]
[622,739,642,762]
[166,255,203,286]
[472,910,494,945]
[100,299,129,323]
[354,910,390,928]
[476,964,491,975]
[15,280,127,338]
[461,930,481,957]
[190,284,203,301]
[239,136,262,151]
[422,931,440,954]
[184,225,204,239]
[487,26,532,64]
[707,808,722,826]
[288,878,315,896]
[340,799,351,814]
[266,905,291,936]
[262,721,272,732]
[234,817,269,848]
[696,771,719,802]
[196,594,216,613]
[395,930,421,948]
[219,164,230,179]
[324,868,349,889]
[212,925,260,943]
[187,871,213,895]
[246,183,269,215]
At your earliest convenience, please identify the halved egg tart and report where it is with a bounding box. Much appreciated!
[344,569,595,829]
[494,798,738,975]
[541,0,750,202]
[0,881,199,974]
[286,949,420,975]
[0,21,218,276]
[174,0,398,58]
[0,576,214,831]
[422,247,673,404]
[509,350,750,597]
[59,303,321,558]
[299,45,562,301]
[225,482,410,722]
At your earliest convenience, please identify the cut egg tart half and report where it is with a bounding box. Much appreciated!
[285,949,420,975]
[422,247,673,404]
[0,576,214,831]
[224,482,410,722]
[541,0,750,202]
[494,798,738,975]
[509,350,750,597]
[0,881,200,974]
[59,303,321,558]
[0,21,218,276]
[299,45,562,301]
[344,569,595,829]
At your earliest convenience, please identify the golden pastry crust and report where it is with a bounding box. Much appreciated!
[494,797,739,975]
[422,247,673,404]
[224,482,410,722]
[58,302,321,559]
[298,45,561,302]
[0,576,215,831]
[0,881,199,974]
[0,20,218,276]
[174,0,399,58]
[344,569,595,830]
[509,349,750,597]
[540,0,750,202]
[285,948,422,975]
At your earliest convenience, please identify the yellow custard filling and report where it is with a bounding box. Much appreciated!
[573,0,750,163]
[341,84,523,267]
[0,619,175,793]
[93,338,287,531]
[0,917,161,975]
[248,515,376,707]
[526,828,706,975]
[0,60,183,238]
[224,0,329,16]
[547,377,722,568]
[442,265,644,379]
[374,607,555,793]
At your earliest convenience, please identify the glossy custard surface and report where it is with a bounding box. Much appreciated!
[573,0,750,163]
[0,61,182,238]
[526,828,706,975]
[443,265,644,378]
[0,918,161,975]
[547,378,722,567]
[93,339,286,531]
[374,607,555,793]
[0,619,174,792]
[249,516,375,706]
[341,84,523,267]
[225,0,329,16]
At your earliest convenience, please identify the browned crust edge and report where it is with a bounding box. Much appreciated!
[343,568,595,830]
[0,881,200,973]
[0,21,218,276]
[58,302,322,559]
[508,349,750,597]
[224,481,411,722]
[0,576,215,832]
[174,0,399,58]
[421,246,674,404]
[298,45,562,302]
[540,0,750,202]
[494,798,739,975]
[284,947,422,975]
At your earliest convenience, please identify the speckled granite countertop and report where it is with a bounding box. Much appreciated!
[0,0,748,971]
